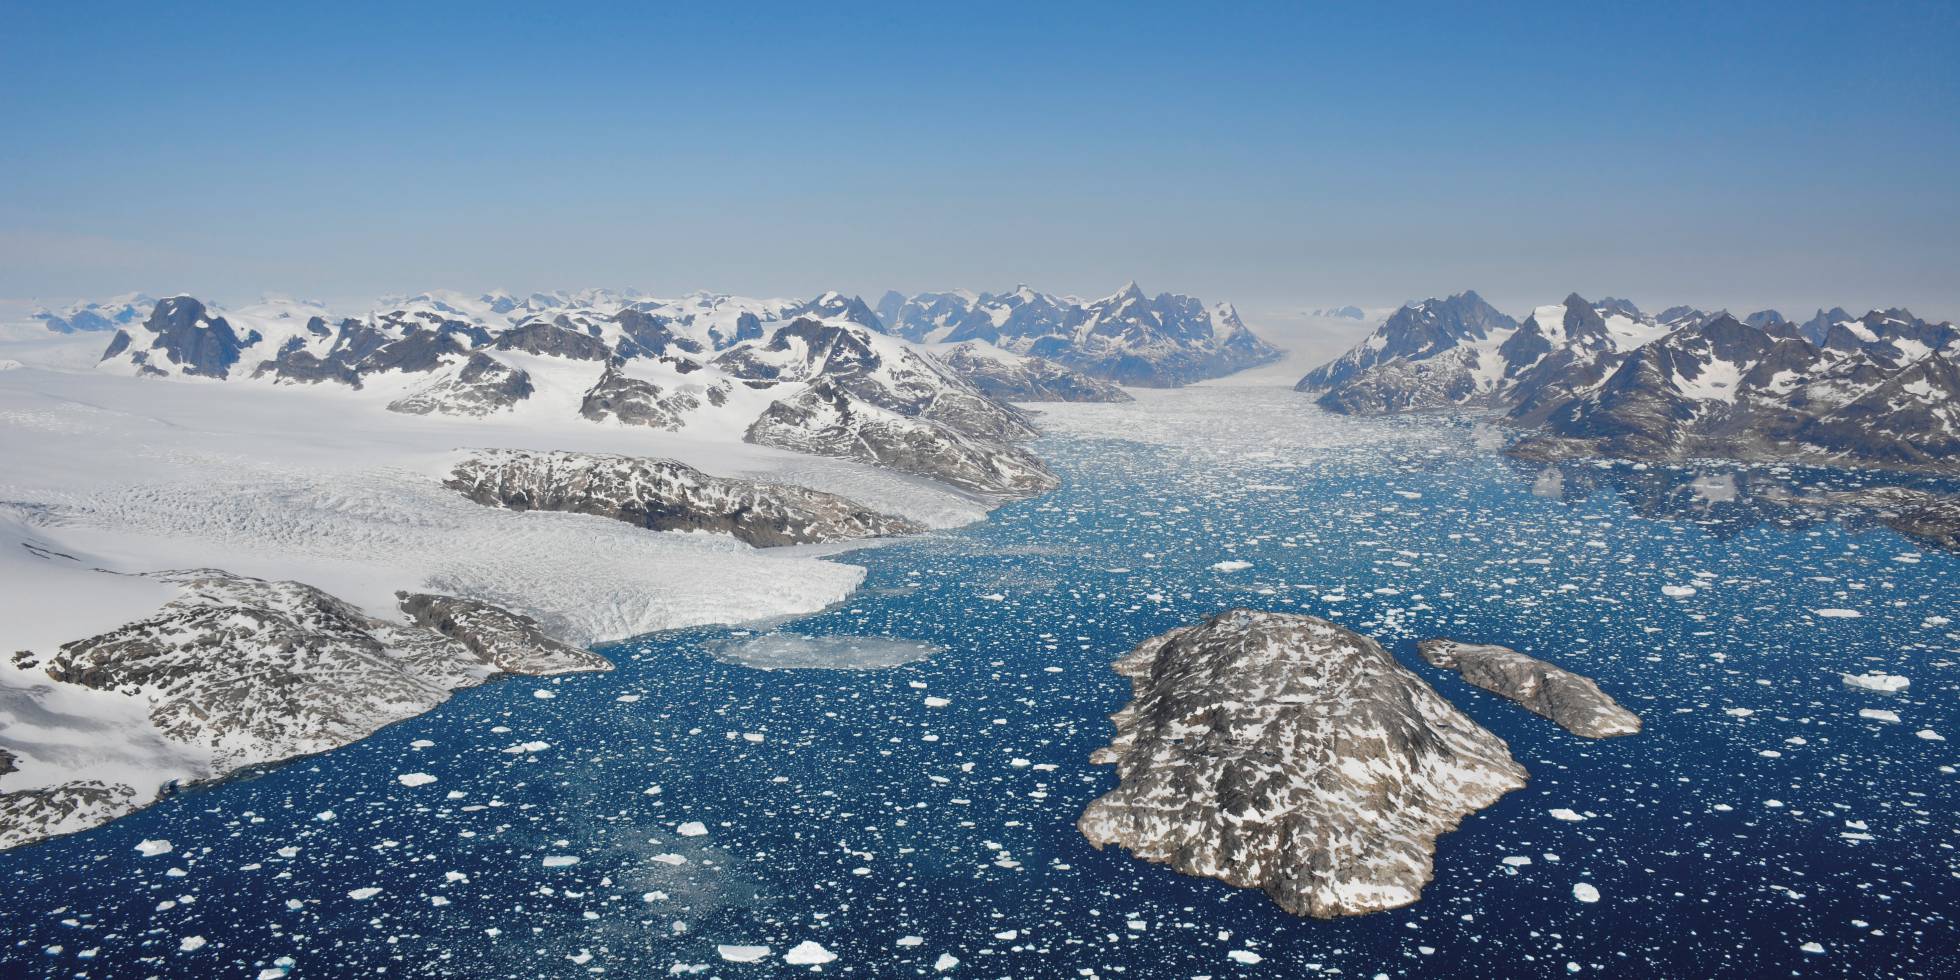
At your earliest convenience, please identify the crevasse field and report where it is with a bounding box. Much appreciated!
[2,386,1955,978]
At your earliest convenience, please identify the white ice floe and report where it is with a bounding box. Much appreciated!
[1211,560,1253,572]
[541,855,579,868]
[396,772,437,787]
[1812,608,1863,618]
[1840,672,1909,693]
[1549,808,1586,822]
[1859,709,1901,723]
[717,945,770,963]
[1572,882,1600,903]
[784,941,837,965]
[347,887,381,900]
[135,838,173,857]
[677,821,708,837]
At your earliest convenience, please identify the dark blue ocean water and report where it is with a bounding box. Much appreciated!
[4,400,1956,978]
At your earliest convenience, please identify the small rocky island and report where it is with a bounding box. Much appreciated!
[1417,639,1642,739]
[1079,610,1528,918]
[446,449,925,547]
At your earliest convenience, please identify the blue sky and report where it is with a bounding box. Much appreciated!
[2,0,1956,319]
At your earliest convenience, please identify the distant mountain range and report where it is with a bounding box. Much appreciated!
[96,290,1070,497]
[29,293,156,334]
[875,283,1281,386]
[1298,292,1960,473]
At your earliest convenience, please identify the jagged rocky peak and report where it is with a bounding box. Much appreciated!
[102,295,258,378]
[1417,639,1642,739]
[1297,290,1516,393]
[787,291,885,331]
[444,449,924,547]
[1079,609,1528,919]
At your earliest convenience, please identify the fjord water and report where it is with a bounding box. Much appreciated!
[4,389,1955,978]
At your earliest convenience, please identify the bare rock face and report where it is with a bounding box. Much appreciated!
[397,592,612,675]
[1417,639,1641,739]
[1080,609,1528,919]
[445,449,925,547]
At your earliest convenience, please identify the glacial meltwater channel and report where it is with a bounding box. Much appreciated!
[3,389,1955,978]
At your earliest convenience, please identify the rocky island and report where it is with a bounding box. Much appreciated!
[446,449,925,547]
[1079,609,1528,918]
[1417,639,1642,739]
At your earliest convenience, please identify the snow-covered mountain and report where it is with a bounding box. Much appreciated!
[1298,292,1960,473]
[875,283,1282,386]
[96,290,1056,497]
[30,293,156,333]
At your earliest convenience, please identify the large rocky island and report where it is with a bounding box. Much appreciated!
[1417,639,1642,739]
[1079,610,1528,918]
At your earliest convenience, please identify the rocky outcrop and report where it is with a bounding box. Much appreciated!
[1,571,610,850]
[1416,640,1642,739]
[397,592,612,673]
[387,351,534,416]
[445,449,924,546]
[938,344,1134,402]
[104,296,258,378]
[747,380,1058,498]
[1079,609,1528,919]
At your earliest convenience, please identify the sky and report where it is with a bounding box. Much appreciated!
[2,0,1957,324]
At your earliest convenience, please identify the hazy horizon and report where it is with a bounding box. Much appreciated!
[4,2,1956,322]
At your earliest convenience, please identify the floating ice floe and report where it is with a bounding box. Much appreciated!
[347,887,381,900]
[135,839,173,857]
[1840,672,1909,693]
[784,941,837,965]
[1549,808,1586,822]
[1572,882,1600,903]
[396,772,437,787]
[708,632,940,671]
[717,945,770,963]
[541,855,579,868]
[1812,608,1863,619]
[1227,950,1263,964]
[1661,585,1697,597]
[178,936,206,952]
[1211,560,1253,572]
[677,821,708,837]
[1917,729,1945,741]
[1859,709,1901,723]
